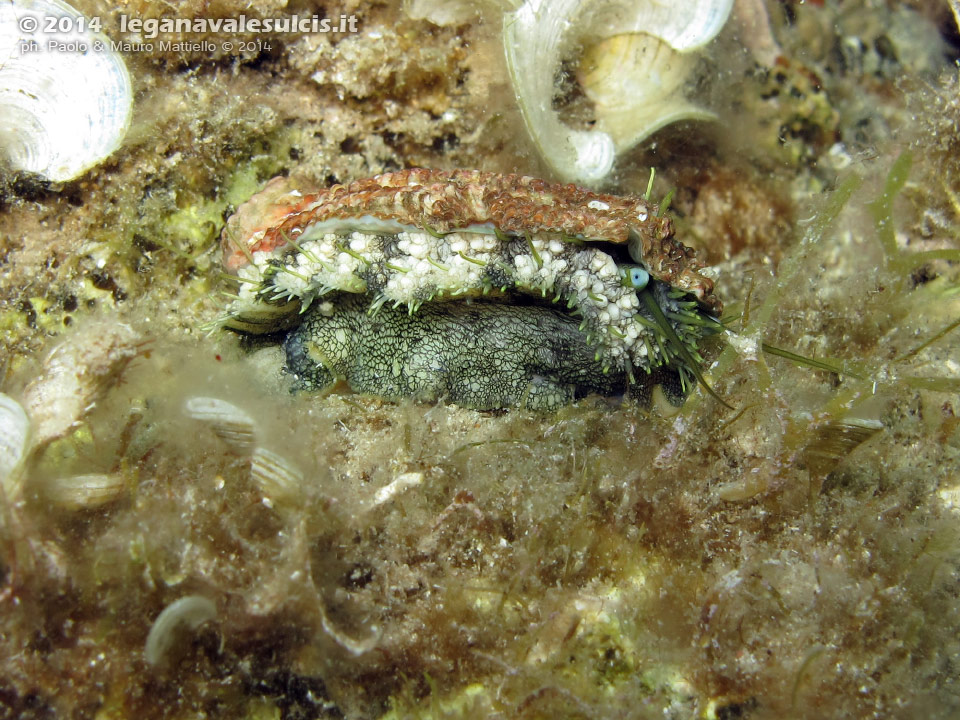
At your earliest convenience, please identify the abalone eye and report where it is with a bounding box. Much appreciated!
[618,265,649,290]
[630,267,649,289]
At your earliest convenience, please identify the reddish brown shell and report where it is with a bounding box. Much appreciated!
[221,169,720,313]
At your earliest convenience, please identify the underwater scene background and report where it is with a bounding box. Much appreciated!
[2,0,960,718]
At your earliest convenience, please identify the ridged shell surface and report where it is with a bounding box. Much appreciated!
[0,0,132,181]
[0,392,30,498]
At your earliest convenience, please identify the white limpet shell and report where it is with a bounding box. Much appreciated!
[21,322,141,449]
[250,446,304,505]
[503,0,733,184]
[144,596,218,667]
[0,0,133,181]
[0,393,31,500]
[183,397,257,452]
[44,472,128,511]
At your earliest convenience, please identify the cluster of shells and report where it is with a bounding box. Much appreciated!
[182,396,306,508]
[0,374,304,519]
[0,323,396,664]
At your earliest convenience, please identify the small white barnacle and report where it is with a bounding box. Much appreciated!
[638,210,649,222]
[588,200,610,211]
[317,301,336,317]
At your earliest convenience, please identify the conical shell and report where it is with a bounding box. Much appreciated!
[183,397,257,451]
[0,393,30,500]
[44,472,128,511]
[0,0,132,181]
[250,447,304,505]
